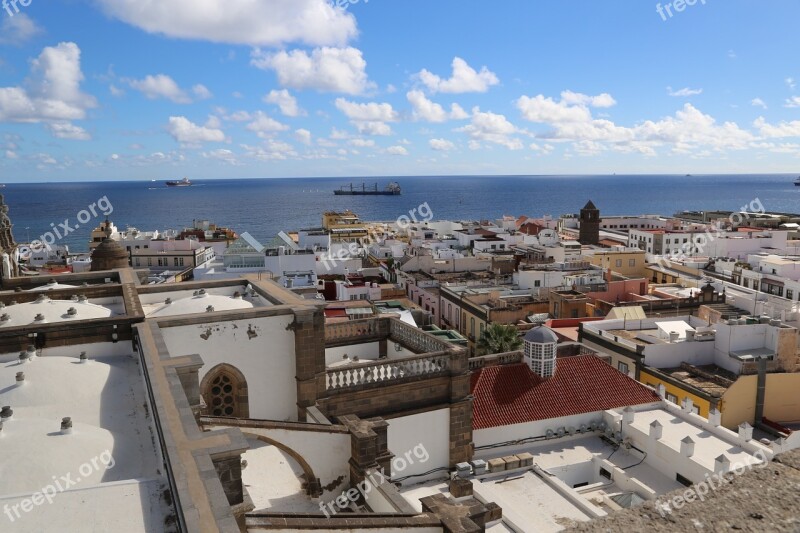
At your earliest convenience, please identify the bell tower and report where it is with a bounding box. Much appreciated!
[579,200,600,246]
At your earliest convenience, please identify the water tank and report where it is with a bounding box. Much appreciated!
[669,331,679,343]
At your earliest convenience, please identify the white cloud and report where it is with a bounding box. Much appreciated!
[0,13,43,45]
[294,128,312,145]
[348,138,375,147]
[417,57,499,94]
[109,84,125,97]
[784,96,800,108]
[386,145,408,156]
[751,98,767,109]
[560,90,617,108]
[95,0,357,47]
[264,89,305,117]
[335,97,397,136]
[203,148,240,164]
[754,117,800,138]
[246,111,289,137]
[252,47,373,95]
[667,86,703,97]
[193,84,213,100]
[128,74,192,103]
[46,122,90,140]
[166,116,226,145]
[429,138,456,151]
[786,77,797,91]
[529,142,554,154]
[0,42,96,142]
[517,94,593,123]
[406,90,469,122]
[457,107,523,150]
[242,140,297,160]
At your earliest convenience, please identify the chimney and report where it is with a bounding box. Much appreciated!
[714,454,731,474]
[622,406,635,425]
[708,409,721,426]
[0,406,12,420]
[79,351,88,364]
[656,383,666,399]
[682,398,695,414]
[60,417,73,435]
[738,422,754,441]
[680,436,695,457]
[649,420,663,440]
[15,372,24,384]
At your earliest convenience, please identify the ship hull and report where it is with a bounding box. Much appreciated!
[334,190,401,195]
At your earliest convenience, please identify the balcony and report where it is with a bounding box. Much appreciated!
[326,352,451,391]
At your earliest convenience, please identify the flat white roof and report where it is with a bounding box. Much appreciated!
[0,298,113,328]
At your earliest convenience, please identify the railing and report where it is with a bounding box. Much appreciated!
[326,352,450,390]
[325,318,387,343]
[468,351,523,370]
[389,319,453,354]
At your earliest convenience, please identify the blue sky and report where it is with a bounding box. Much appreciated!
[1,0,799,181]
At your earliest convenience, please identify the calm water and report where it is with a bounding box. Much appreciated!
[4,174,799,252]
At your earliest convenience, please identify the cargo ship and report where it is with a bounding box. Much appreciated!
[795,176,800,186]
[166,177,192,187]
[334,182,401,195]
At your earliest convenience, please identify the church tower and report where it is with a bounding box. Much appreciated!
[578,200,600,246]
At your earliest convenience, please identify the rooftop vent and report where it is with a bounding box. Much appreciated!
[192,291,199,296]
[0,406,12,420]
[79,351,88,363]
[0,302,5,309]
[0,314,9,322]
[18,351,30,363]
[352,355,360,362]
[67,307,77,316]
[78,295,88,303]
[34,313,45,322]
[198,289,207,297]
[70,295,79,302]
[35,294,49,303]
[15,372,24,383]
[206,305,215,313]
[60,417,73,435]
[233,291,241,299]
[164,298,172,305]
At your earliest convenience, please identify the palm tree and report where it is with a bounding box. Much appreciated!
[476,323,522,356]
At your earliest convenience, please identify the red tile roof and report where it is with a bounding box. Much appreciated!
[470,356,661,429]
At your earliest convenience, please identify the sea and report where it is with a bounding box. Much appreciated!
[3,174,799,253]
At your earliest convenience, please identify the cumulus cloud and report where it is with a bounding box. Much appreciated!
[754,117,800,138]
[94,0,357,47]
[166,116,226,145]
[456,107,523,150]
[128,74,192,103]
[245,111,290,137]
[417,57,499,94]
[203,148,240,165]
[335,97,397,136]
[751,98,767,109]
[784,96,800,109]
[0,42,96,140]
[294,128,312,145]
[252,47,373,95]
[46,122,91,140]
[407,90,469,122]
[264,89,305,117]
[386,145,408,156]
[193,84,213,100]
[0,13,44,45]
[429,138,456,151]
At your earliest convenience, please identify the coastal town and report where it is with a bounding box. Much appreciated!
[1,192,799,532]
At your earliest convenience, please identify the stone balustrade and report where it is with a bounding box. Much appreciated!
[468,351,523,370]
[326,351,450,391]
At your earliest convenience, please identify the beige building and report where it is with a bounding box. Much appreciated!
[590,249,648,278]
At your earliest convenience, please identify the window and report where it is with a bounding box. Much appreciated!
[599,468,612,480]
[202,365,248,418]
[534,280,541,287]
[618,362,629,374]
[788,290,794,300]
[470,317,475,338]
[666,392,678,404]
[615,259,622,268]
[676,473,693,487]
[629,259,636,267]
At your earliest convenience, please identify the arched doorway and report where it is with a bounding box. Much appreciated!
[201,364,249,418]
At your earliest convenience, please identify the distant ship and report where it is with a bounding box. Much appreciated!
[795,176,800,186]
[334,182,401,195]
[166,177,192,187]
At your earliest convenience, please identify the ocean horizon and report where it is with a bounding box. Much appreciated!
[5,174,799,252]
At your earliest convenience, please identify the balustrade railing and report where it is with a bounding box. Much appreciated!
[326,352,450,390]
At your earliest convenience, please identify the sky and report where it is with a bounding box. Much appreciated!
[0,0,799,181]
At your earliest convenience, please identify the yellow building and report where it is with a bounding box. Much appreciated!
[590,249,648,278]
[322,210,369,242]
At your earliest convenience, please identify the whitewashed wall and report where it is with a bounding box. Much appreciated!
[387,408,450,482]
[161,315,297,421]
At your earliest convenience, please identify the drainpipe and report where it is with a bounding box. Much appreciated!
[755,356,767,427]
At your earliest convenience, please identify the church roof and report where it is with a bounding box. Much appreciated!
[582,200,598,211]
